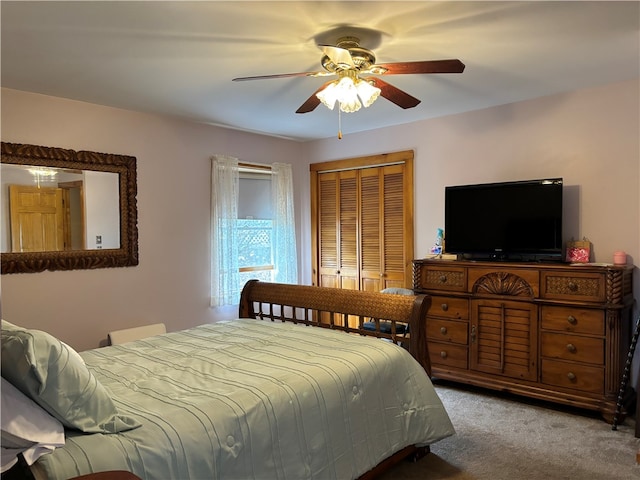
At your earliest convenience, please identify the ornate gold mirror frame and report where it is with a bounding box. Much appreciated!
[1,142,138,273]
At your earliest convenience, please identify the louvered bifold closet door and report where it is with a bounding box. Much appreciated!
[317,173,337,288]
[311,150,415,293]
[317,170,359,290]
[382,165,407,289]
[359,164,407,292]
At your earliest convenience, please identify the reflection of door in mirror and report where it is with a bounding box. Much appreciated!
[9,183,86,252]
[59,181,86,250]
[9,185,65,252]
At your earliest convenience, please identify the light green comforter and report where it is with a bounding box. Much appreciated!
[35,320,454,479]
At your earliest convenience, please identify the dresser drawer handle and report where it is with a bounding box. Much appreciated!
[566,343,576,353]
[567,372,576,381]
[441,303,449,312]
[567,282,578,292]
[567,315,577,325]
[439,275,448,284]
[440,351,448,359]
[440,327,448,335]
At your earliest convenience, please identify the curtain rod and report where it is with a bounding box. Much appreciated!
[239,162,272,176]
[239,161,271,170]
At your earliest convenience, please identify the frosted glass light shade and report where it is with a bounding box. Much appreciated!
[355,79,381,108]
[316,82,340,110]
[316,76,381,113]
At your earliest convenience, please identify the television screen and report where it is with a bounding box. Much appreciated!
[444,178,563,261]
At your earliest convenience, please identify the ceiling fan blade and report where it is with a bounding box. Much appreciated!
[232,71,327,81]
[369,78,421,109]
[295,81,335,114]
[320,45,355,69]
[375,59,465,75]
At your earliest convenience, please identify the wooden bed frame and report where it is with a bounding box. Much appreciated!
[239,280,432,376]
[239,280,434,479]
[11,281,435,480]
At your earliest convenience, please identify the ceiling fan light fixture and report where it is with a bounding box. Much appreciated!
[316,75,381,113]
[316,76,361,112]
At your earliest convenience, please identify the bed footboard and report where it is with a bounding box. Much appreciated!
[239,280,432,376]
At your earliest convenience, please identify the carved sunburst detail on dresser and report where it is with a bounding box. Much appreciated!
[472,272,534,297]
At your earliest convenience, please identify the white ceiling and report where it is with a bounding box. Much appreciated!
[2,1,639,142]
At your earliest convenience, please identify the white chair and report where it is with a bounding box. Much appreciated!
[107,323,166,346]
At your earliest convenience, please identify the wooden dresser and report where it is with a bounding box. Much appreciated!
[413,259,634,420]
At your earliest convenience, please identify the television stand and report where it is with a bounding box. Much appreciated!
[412,258,635,422]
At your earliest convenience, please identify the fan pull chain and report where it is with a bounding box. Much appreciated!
[338,108,342,139]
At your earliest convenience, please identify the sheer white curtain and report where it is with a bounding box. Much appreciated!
[271,163,298,284]
[210,155,240,306]
[211,157,298,306]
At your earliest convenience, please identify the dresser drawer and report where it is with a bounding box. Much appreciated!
[541,271,606,302]
[428,342,468,369]
[541,359,604,394]
[540,332,604,365]
[417,266,466,292]
[426,296,469,320]
[540,306,604,335]
[426,318,468,345]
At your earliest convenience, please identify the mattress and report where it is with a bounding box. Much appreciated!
[33,319,454,480]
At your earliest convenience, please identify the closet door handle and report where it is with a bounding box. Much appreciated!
[470,325,476,343]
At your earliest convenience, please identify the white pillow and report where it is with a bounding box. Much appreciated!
[61,341,85,365]
[1,377,65,472]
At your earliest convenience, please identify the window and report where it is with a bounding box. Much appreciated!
[238,171,274,286]
[237,218,273,284]
[211,156,297,306]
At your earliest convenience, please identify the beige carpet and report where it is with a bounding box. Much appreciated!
[378,381,640,480]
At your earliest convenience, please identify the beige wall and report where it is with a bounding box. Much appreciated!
[302,78,639,271]
[0,88,305,350]
[2,79,639,361]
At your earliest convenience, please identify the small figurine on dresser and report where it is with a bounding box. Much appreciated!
[430,228,444,255]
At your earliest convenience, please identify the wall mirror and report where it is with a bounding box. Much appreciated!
[1,142,138,273]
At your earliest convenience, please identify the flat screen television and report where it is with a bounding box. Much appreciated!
[444,178,563,261]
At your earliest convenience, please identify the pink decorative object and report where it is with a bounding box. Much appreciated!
[613,251,627,265]
[566,239,591,263]
[567,247,590,263]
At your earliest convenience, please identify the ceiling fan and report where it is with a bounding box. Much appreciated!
[232,36,465,114]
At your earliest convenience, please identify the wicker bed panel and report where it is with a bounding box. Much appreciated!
[239,280,432,376]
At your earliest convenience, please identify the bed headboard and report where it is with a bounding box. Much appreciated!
[239,280,432,376]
